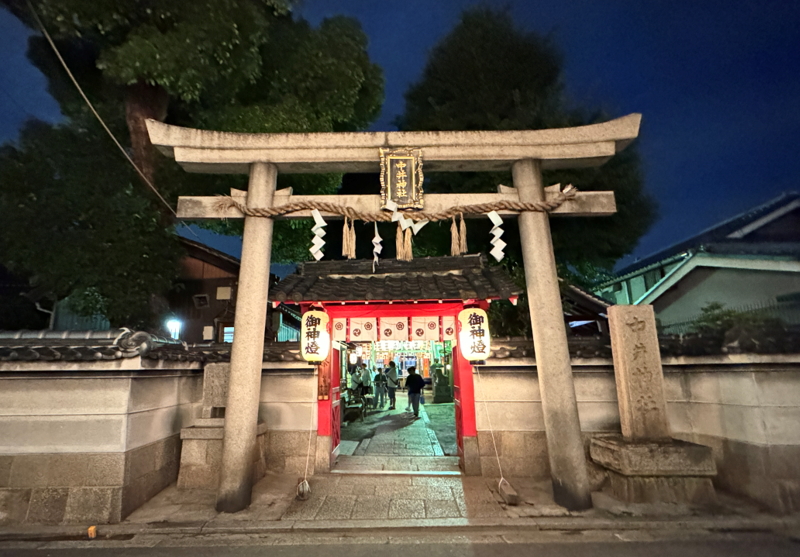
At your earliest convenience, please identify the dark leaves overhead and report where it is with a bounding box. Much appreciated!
[0,1,385,325]
[0,119,182,326]
[402,7,563,132]
[400,7,657,274]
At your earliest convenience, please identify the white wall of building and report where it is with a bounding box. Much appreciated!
[654,267,800,325]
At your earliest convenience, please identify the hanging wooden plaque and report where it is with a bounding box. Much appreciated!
[379,148,424,210]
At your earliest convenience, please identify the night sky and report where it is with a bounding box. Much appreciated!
[2,0,799,268]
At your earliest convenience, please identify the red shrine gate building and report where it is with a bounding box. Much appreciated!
[269,254,522,472]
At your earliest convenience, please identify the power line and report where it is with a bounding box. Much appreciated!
[25,0,178,218]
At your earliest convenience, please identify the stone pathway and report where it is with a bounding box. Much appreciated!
[334,455,460,473]
[124,473,573,526]
[118,398,772,528]
[114,472,777,532]
[280,475,510,521]
[336,404,455,473]
[361,404,444,456]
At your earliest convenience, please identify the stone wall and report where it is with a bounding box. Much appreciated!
[474,359,618,479]
[176,363,319,478]
[259,366,317,475]
[4,353,798,521]
[171,363,317,489]
[0,361,202,525]
[478,353,800,513]
[663,355,800,513]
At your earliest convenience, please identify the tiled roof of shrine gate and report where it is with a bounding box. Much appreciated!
[269,254,523,304]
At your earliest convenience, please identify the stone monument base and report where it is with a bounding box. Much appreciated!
[433,385,453,403]
[177,419,267,490]
[590,435,717,505]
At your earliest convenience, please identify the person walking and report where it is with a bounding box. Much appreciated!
[373,367,387,409]
[350,367,363,396]
[405,366,426,418]
[386,361,399,410]
[404,366,417,412]
[359,362,372,399]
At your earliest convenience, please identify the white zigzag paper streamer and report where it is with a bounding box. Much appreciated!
[309,208,327,261]
[487,210,506,262]
[385,199,415,231]
[372,222,383,272]
[411,219,428,235]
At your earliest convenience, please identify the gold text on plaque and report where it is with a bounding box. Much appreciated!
[379,148,424,210]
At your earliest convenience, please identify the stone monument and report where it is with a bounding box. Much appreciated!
[177,363,267,490]
[432,361,453,403]
[590,305,717,504]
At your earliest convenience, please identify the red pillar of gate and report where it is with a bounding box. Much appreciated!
[455,348,477,438]
[316,357,332,438]
[315,344,341,471]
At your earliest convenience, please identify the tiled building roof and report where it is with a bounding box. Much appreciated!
[269,254,522,304]
[145,342,304,363]
[0,329,178,362]
[616,191,800,275]
[3,330,798,364]
[0,328,304,364]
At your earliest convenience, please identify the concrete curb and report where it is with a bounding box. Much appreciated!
[2,514,799,541]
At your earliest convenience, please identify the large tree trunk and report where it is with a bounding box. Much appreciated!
[124,81,170,213]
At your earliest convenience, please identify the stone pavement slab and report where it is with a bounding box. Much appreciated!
[410,476,463,486]
[281,494,325,520]
[315,495,357,520]
[388,499,425,519]
[382,485,454,500]
[336,475,411,488]
[350,496,391,519]
[424,499,461,518]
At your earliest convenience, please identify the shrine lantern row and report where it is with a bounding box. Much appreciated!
[301,310,491,364]
[330,316,457,343]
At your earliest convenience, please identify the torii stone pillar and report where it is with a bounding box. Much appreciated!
[146,114,641,513]
[513,159,591,509]
[217,162,277,512]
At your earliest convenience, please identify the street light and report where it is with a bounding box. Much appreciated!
[166,319,182,340]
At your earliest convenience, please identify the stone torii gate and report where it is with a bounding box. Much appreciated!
[146,114,641,513]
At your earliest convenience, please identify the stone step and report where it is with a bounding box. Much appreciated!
[333,455,461,474]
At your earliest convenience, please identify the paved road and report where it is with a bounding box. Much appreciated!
[1,529,798,556]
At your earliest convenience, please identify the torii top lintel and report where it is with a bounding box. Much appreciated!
[146,114,641,175]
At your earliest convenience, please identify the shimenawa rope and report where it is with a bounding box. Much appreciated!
[220,185,577,222]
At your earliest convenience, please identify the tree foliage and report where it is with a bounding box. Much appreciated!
[689,302,785,336]
[398,7,657,337]
[7,0,291,101]
[0,1,384,326]
[0,120,181,326]
[400,7,657,273]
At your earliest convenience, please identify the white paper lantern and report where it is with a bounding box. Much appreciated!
[301,310,330,363]
[457,308,490,362]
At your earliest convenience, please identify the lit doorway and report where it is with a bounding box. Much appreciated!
[334,338,458,473]
[312,303,472,475]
